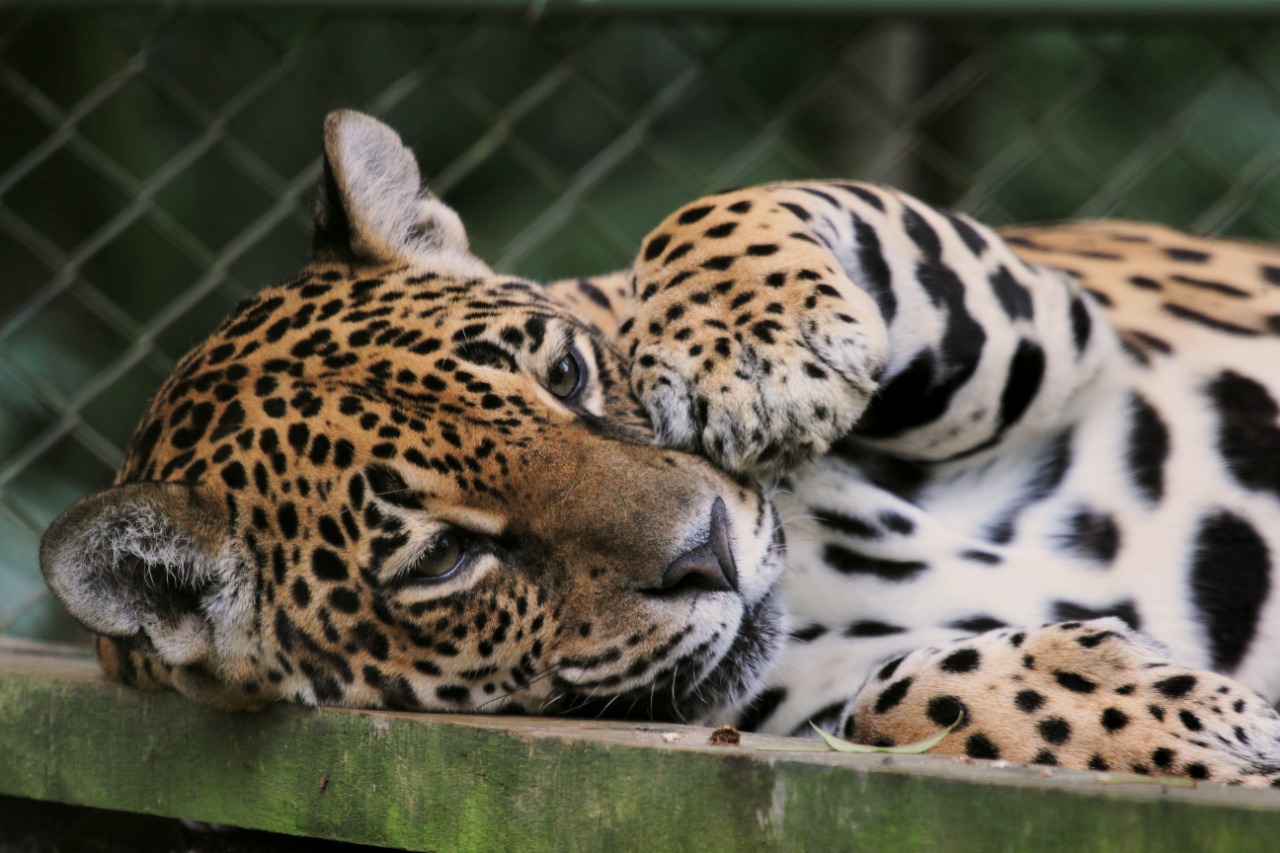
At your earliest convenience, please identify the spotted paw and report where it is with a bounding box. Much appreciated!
[839,619,1280,786]
[620,207,890,479]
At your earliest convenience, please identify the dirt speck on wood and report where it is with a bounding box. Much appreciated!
[708,725,741,746]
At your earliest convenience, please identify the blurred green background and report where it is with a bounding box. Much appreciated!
[5,5,1280,643]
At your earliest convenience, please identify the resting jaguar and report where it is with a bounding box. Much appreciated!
[41,111,1280,786]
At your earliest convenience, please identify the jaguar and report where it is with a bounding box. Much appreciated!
[41,110,1280,785]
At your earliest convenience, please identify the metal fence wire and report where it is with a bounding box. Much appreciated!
[5,5,1280,642]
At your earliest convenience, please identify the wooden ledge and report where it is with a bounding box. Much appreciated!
[3,638,1280,851]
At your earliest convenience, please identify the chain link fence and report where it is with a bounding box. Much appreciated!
[5,4,1280,643]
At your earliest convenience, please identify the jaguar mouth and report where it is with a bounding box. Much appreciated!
[546,583,784,724]
[680,589,785,721]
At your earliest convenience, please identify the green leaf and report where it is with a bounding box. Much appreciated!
[806,714,964,755]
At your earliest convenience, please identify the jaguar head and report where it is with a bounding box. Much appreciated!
[41,111,786,724]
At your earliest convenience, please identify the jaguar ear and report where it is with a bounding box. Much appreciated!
[40,482,257,676]
[311,109,492,277]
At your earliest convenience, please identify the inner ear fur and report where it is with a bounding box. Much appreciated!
[311,109,492,278]
[41,481,257,675]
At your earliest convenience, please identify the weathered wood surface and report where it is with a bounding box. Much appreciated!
[3,638,1280,852]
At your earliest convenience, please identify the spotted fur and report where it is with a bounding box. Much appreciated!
[842,619,1280,785]
[40,112,1280,787]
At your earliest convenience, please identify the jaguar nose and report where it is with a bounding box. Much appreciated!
[657,497,739,595]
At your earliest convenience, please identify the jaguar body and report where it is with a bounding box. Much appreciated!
[41,111,1280,785]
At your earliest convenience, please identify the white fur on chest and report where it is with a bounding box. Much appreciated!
[765,333,1280,734]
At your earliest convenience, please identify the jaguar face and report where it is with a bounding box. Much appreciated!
[40,111,787,723]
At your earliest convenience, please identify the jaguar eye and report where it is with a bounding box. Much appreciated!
[403,530,468,582]
[546,350,585,399]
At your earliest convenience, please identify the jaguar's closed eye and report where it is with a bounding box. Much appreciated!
[546,350,586,399]
[401,530,470,583]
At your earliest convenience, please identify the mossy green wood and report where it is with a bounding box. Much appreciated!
[4,641,1280,852]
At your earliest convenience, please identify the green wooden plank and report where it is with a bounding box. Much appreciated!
[4,639,1280,852]
[2,0,1280,16]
